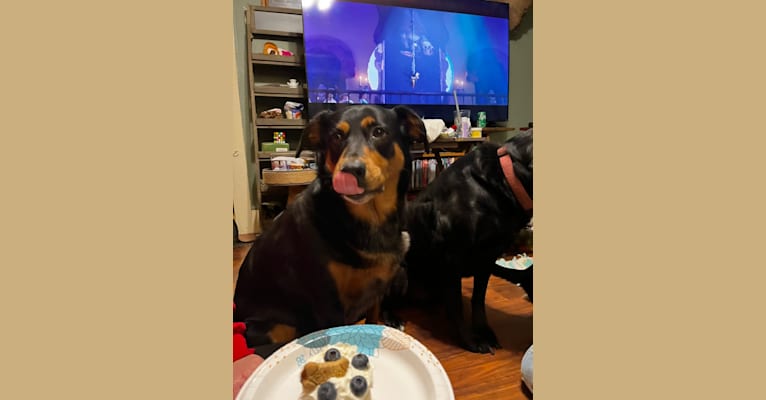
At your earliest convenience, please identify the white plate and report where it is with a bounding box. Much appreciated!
[236,325,455,400]
[495,254,533,271]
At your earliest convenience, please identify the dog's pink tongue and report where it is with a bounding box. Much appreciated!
[333,172,364,195]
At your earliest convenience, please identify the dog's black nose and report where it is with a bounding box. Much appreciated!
[340,159,366,182]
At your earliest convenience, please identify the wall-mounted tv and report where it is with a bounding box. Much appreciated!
[301,0,510,123]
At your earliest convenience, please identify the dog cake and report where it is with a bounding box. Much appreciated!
[299,343,373,400]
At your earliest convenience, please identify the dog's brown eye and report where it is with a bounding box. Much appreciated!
[371,127,386,138]
[333,131,343,141]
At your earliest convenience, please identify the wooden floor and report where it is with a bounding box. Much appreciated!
[234,237,533,400]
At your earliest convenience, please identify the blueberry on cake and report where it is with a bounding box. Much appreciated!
[299,344,373,400]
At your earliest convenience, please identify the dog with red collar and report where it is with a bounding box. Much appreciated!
[389,130,533,353]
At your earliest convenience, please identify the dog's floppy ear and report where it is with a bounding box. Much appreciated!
[505,129,533,169]
[392,105,429,154]
[295,110,334,158]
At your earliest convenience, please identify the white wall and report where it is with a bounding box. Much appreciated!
[233,0,259,210]
[509,8,533,129]
[491,7,533,143]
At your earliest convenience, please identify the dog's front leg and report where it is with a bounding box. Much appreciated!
[441,273,492,353]
[472,271,500,352]
[365,300,381,324]
[380,266,408,330]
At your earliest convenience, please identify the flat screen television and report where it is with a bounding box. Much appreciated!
[301,0,510,124]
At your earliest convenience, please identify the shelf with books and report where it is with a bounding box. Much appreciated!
[408,137,485,192]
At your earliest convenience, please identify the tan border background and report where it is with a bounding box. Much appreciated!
[2,0,231,398]
[2,0,766,399]
[536,0,766,398]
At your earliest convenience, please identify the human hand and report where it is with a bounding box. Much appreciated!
[233,354,264,399]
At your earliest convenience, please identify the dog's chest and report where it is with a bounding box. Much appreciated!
[327,254,400,323]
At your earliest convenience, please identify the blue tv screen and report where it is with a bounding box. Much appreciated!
[302,0,509,123]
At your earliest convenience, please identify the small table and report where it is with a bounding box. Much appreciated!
[261,169,317,205]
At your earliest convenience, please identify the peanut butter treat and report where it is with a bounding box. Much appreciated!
[300,357,350,392]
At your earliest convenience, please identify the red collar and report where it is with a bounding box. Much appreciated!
[497,146,532,212]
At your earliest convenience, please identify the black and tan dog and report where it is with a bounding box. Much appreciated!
[233,105,426,357]
[396,130,533,353]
